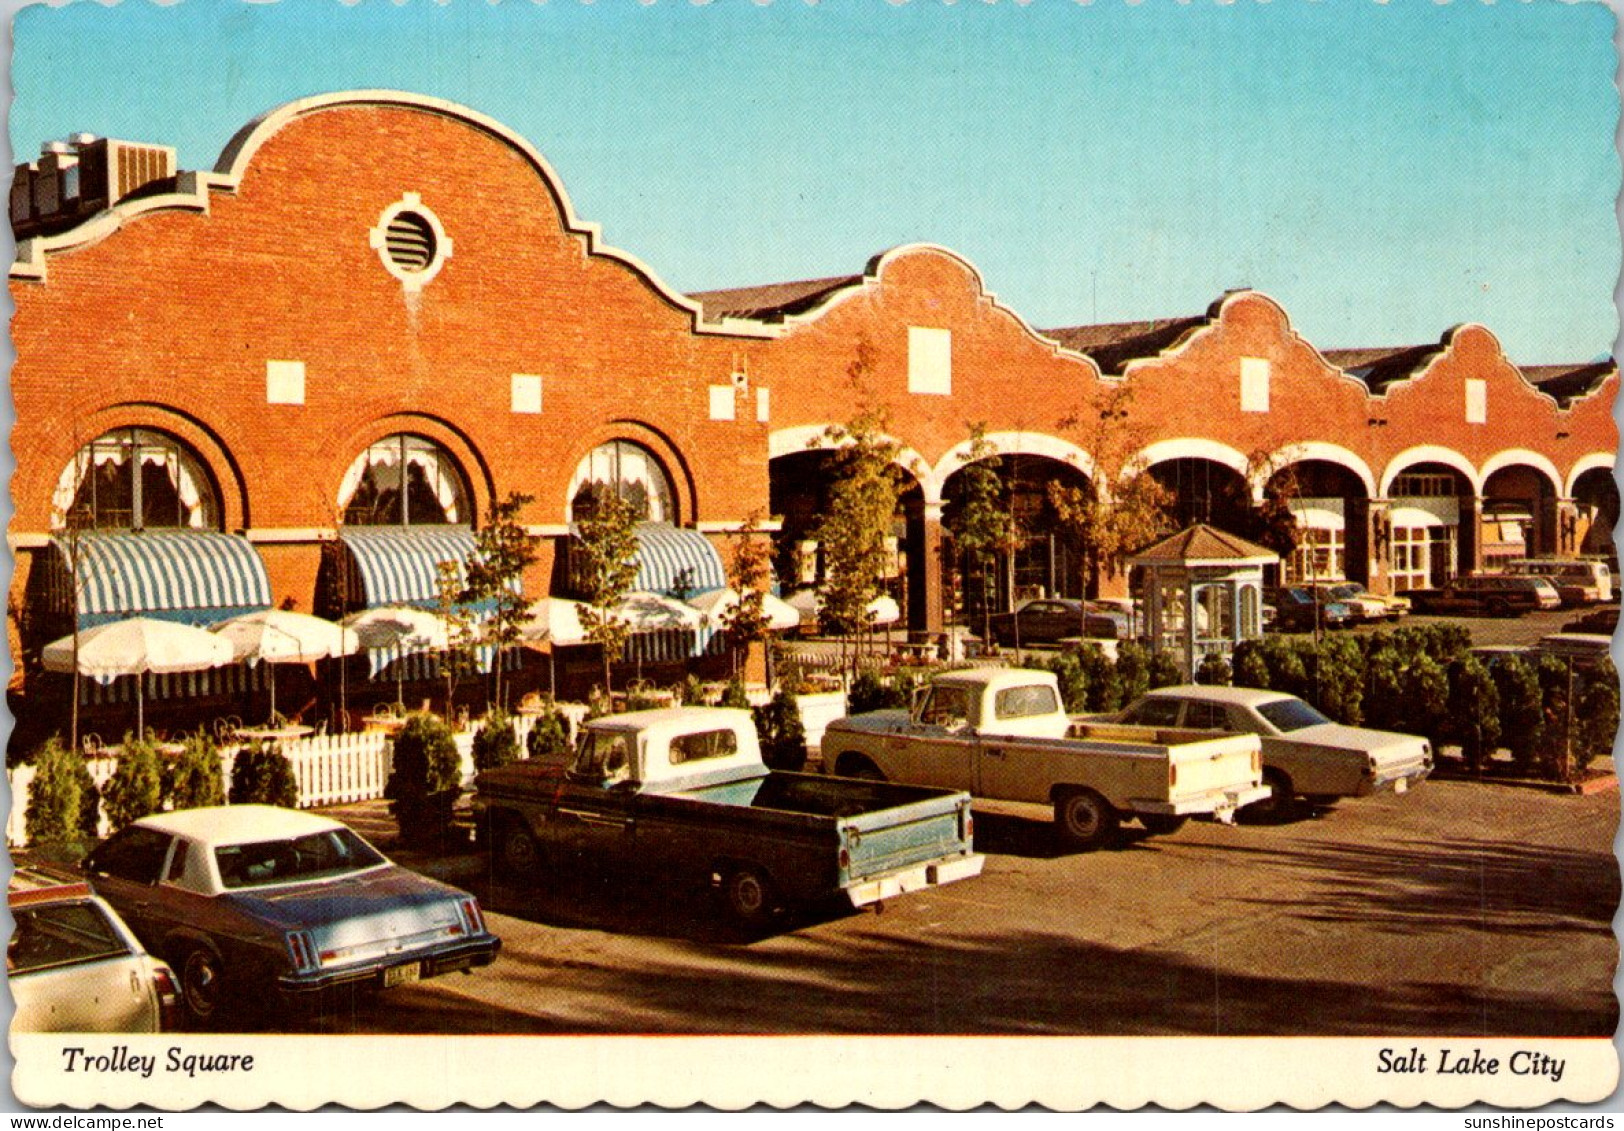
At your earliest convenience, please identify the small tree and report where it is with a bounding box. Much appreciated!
[1444,657,1502,772]
[162,734,225,812]
[721,511,776,681]
[575,489,640,691]
[435,559,481,717]
[753,691,807,772]
[463,492,540,711]
[471,707,521,772]
[102,735,162,832]
[945,424,1020,641]
[1363,647,1408,734]
[1534,654,1580,780]
[228,742,300,808]
[386,713,463,847]
[1311,636,1364,726]
[25,737,87,849]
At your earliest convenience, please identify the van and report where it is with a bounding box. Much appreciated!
[1505,559,1613,606]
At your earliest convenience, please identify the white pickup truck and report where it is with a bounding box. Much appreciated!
[820,669,1269,849]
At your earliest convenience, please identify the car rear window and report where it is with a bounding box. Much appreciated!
[669,728,739,765]
[1120,698,1183,727]
[8,901,131,975]
[215,828,386,890]
[1257,698,1332,732]
[87,827,173,886]
[995,684,1060,720]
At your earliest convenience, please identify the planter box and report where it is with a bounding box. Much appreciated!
[792,691,850,763]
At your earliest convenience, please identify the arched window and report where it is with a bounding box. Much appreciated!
[338,434,470,526]
[569,440,676,524]
[53,428,220,531]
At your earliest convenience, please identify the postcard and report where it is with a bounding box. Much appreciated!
[4,0,1619,1112]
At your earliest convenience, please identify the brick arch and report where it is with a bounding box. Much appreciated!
[561,421,699,528]
[329,413,494,527]
[1479,449,1563,497]
[930,432,1096,497]
[1268,442,1376,499]
[38,402,248,533]
[1566,453,1616,498]
[1136,438,1250,479]
[1380,445,1482,497]
[768,424,932,499]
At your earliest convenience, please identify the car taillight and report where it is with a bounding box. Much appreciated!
[152,965,181,1031]
[838,847,851,871]
[457,898,486,937]
[1252,751,1261,775]
[286,930,318,973]
[1169,763,1178,789]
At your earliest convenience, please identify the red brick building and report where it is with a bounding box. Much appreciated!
[9,91,1616,731]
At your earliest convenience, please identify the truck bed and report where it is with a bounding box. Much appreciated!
[678,772,968,820]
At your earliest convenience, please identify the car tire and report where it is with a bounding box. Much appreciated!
[720,865,780,930]
[1245,769,1296,823]
[1138,813,1188,836]
[493,814,545,879]
[1487,599,1511,617]
[1053,789,1119,851]
[177,944,229,1028]
[835,754,886,781]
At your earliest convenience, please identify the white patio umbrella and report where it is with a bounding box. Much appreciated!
[517,597,590,697]
[340,605,450,705]
[783,589,899,629]
[212,609,359,722]
[686,587,801,632]
[611,591,707,632]
[42,616,235,738]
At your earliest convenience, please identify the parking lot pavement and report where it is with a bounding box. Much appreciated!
[292,777,1618,1037]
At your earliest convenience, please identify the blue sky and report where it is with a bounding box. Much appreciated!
[10,0,1620,363]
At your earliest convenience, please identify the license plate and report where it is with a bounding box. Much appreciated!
[383,962,423,989]
[1393,777,1408,794]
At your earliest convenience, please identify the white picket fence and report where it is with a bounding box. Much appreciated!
[5,709,580,849]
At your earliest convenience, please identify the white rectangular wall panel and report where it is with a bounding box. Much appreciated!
[511,373,543,415]
[709,384,736,421]
[908,327,952,395]
[1465,379,1487,424]
[266,360,306,405]
[1239,357,1270,413]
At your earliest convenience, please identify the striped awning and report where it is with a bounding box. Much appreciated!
[632,523,726,598]
[341,526,477,609]
[53,531,272,630]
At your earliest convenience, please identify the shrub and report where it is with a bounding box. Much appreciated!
[1400,653,1450,751]
[1040,651,1089,713]
[471,708,520,771]
[1231,640,1271,690]
[753,691,808,772]
[1311,636,1364,726]
[385,714,463,847]
[720,678,752,710]
[162,734,225,812]
[1194,654,1231,686]
[228,741,300,808]
[1076,646,1123,712]
[526,703,573,761]
[1259,638,1311,701]
[847,672,898,715]
[1146,649,1184,691]
[25,737,87,849]
[1114,643,1151,706]
[102,734,162,832]
[1490,654,1543,772]
[1574,658,1618,776]
[1362,647,1407,733]
[1444,657,1501,772]
[1534,654,1586,780]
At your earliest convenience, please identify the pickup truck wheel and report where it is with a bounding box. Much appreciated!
[1246,769,1296,822]
[1139,814,1188,836]
[496,816,543,878]
[835,754,886,782]
[1054,790,1119,851]
[721,866,779,929]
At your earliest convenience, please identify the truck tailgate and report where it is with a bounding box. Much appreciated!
[839,794,975,884]
[1168,735,1262,800]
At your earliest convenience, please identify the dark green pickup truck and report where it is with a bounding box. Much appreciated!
[472,707,984,927]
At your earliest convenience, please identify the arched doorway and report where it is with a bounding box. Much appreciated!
[1481,464,1559,568]
[1571,465,1619,563]
[1271,460,1372,586]
[1384,461,1473,590]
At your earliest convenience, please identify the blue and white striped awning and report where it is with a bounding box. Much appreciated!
[341,526,477,609]
[54,532,273,630]
[632,523,726,598]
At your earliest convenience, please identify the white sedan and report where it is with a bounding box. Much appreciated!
[1114,685,1432,817]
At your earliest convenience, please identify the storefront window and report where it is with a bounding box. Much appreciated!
[569,440,675,523]
[53,428,219,531]
[338,434,470,526]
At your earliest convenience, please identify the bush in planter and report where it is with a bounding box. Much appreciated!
[228,741,300,808]
[526,704,573,761]
[25,737,89,850]
[1039,651,1088,713]
[1146,649,1184,691]
[1575,657,1618,776]
[385,714,462,847]
[102,734,162,832]
[754,691,808,772]
[1194,654,1231,686]
[471,708,520,771]
[1311,636,1364,726]
[1490,653,1543,773]
[1443,657,1502,772]
[161,734,225,812]
[719,678,752,710]
[1076,646,1123,712]
[1231,640,1271,690]
[1399,653,1450,752]
[1115,642,1151,705]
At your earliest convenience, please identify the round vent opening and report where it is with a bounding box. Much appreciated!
[384,211,436,274]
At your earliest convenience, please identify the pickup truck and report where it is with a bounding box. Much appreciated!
[819,669,1269,850]
[472,707,984,927]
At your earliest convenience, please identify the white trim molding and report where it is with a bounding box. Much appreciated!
[1379,445,1482,497]
[1269,441,1377,498]
[930,431,1097,491]
[1564,453,1617,498]
[1479,448,1563,495]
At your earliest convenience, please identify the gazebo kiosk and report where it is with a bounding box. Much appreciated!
[1128,525,1278,677]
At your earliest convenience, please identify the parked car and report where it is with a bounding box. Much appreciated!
[84,805,501,1026]
[8,883,180,1032]
[1407,575,1560,616]
[1327,582,1409,622]
[1534,633,1613,667]
[1266,587,1352,632]
[1565,605,1619,635]
[1112,685,1432,818]
[984,598,1128,647]
[1505,559,1613,606]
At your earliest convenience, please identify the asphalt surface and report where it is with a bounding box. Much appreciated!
[271,770,1618,1037]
